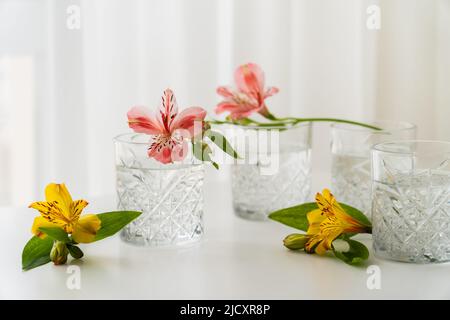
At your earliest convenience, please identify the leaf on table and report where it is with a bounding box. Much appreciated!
[22,236,54,271]
[269,202,372,232]
[67,244,84,259]
[38,227,70,243]
[340,203,372,229]
[94,211,142,242]
[268,202,318,232]
[332,238,369,265]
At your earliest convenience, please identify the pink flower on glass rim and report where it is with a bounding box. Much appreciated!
[215,63,279,120]
[127,89,207,164]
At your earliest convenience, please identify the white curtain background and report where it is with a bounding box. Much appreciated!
[0,0,449,206]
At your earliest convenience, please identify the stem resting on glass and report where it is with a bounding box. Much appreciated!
[208,117,381,130]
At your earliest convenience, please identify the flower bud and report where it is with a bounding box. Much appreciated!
[50,241,69,265]
[283,234,310,250]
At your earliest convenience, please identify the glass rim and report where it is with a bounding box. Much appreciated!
[372,139,450,156]
[330,120,416,133]
[222,121,312,130]
[114,133,152,145]
[114,133,204,168]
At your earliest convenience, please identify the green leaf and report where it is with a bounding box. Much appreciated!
[67,244,84,259]
[205,130,240,159]
[22,236,54,271]
[332,239,369,265]
[268,202,317,231]
[192,141,220,169]
[268,202,372,232]
[210,161,219,170]
[340,203,372,229]
[38,227,70,243]
[94,211,142,242]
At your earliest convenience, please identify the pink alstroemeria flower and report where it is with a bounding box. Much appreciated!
[127,89,207,164]
[215,63,279,120]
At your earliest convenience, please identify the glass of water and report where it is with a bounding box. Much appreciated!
[371,140,450,263]
[331,121,416,216]
[229,122,312,221]
[114,133,204,247]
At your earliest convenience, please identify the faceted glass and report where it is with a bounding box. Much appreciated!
[115,133,204,247]
[331,121,416,216]
[372,140,450,263]
[229,122,312,221]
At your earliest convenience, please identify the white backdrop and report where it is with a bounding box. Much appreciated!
[0,0,449,206]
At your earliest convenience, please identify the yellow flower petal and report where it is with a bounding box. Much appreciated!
[69,199,89,222]
[29,201,72,232]
[313,238,329,255]
[45,183,73,219]
[305,188,370,255]
[315,188,342,217]
[306,209,326,235]
[305,227,342,255]
[316,189,368,233]
[72,214,101,243]
[305,233,330,255]
[31,216,65,239]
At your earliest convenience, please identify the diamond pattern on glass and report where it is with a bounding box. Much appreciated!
[231,149,311,220]
[331,154,371,216]
[372,171,450,263]
[117,165,204,246]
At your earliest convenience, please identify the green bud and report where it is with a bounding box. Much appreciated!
[283,234,310,250]
[50,241,69,265]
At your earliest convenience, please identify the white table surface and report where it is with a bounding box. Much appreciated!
[1,172,450,300]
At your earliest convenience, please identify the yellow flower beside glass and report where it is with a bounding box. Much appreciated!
[269,188,372,265]
[22,183,141,270]
[30,183,101,244]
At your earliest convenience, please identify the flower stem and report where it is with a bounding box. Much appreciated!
[283,118,382,130]
[207,119,287,127]
[208,118,381,130]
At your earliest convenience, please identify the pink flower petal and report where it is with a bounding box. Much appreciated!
[170,106,207,137]
[127,106,164,135]
[170,140,189,162]
[217,86,235,98]
[215,101,239,115]
[159,88,179,132]
[215,101,261,120]
[148,145,173,164]
[228,109,258,120]
[264,86,279,98]
[147,137,188,164]
[215,64,278,121]
[234,63,265,95]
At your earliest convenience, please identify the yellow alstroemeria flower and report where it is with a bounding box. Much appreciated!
[305,189,370,255]
[29,183,101,243]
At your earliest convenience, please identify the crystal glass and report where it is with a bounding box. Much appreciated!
[229,122,312,221]
[331,121,416,216]
[372,140,450,263]
[114,133,204,247]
